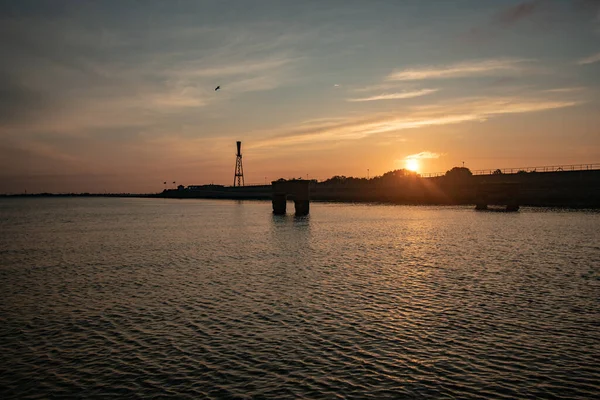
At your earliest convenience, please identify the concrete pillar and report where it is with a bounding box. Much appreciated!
[475,203,488,210]
[294,200,309,216]
[506,202,520,212]
[475,193,488,210]
[271,179,310,215]
[272,194,287,215]
[506,187,520,211]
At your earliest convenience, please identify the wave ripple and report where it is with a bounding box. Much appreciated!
[1,198,599,399]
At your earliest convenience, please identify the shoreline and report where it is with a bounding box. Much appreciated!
[2,168,599,209]
[2,193,599,209]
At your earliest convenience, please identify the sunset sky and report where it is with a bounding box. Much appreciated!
[1,0,599,193]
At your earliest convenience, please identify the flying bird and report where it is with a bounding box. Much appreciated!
[215,86,220,91]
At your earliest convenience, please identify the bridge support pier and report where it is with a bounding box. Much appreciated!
[272,180,311,216]
[475,183,521,212]
[294,200,309,216]
[505,202,520,212]
[272,194,287,215]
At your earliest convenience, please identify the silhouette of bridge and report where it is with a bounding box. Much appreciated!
[162,162,600,210]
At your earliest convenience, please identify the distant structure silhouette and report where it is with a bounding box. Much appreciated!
[272,179,310,216]
[233,141,244,187]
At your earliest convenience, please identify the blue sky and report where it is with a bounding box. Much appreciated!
[1,0,599,193]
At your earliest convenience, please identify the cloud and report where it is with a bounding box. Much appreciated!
[347,89,438,102]
[543,87,585,93]
[464,0,600,42]
[577,51,600,65]
[252,96,579,149]
[387,59,530,81]
[573,0,600,16]
[413,97,578,118]
[171,57,296,78]
[149,92,207,108]
[405,151,442,160]
[494,0,544,27]
[0,72,57,125]
[351,83,414,93]
[0,8,302,136]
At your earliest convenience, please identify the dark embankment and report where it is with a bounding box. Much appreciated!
[158,169,600,208]
[159,185,272,200]
[313,170,600,207]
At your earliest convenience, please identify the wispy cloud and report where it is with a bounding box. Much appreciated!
[387,58,530,81]
[351,83,413,93]
[171,57,296,78]
[494,0,544,27]
[577,51,600,65]
[347,89,438,102]
[405,151,442,160]
[464,0,599,41]
[543,87,585,93]
[252,96,579,149]
[0,5,307,137]
[413,97,578,118]
[249,114,476,149]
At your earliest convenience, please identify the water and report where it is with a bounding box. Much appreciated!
[1,198,599,399]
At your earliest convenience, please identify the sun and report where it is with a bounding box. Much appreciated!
[406,158,419,172]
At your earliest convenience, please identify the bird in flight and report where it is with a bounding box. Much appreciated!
[215,86,221,91]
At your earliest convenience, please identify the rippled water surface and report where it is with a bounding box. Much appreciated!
[1,198,599,399]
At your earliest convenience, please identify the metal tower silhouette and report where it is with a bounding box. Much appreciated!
[233,141,244,187]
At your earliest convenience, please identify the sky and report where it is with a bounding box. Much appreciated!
[1,0,599,193]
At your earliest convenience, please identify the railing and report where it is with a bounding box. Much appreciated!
[420,163,600,178]
[418,172,446,178]
[240,183,272,187]
[225,163,600,187]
